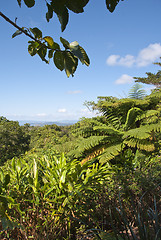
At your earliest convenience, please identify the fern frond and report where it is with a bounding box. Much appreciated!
[123,139,155,151]
[69,136,107,158]
[81,147,105,165]
[99,143,122,163]
[93,125,123,136]
[136,109,160,123]
[124,107,142,130]
[147,123,161,132]
[123,127,151,140]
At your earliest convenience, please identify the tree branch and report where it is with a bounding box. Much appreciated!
[0,11,51,50]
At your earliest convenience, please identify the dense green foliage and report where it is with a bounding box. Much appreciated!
[0,70,161,238]
[0,117,30,165]
[71,89,161,165]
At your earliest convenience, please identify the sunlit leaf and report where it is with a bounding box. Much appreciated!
[44,36,60,50]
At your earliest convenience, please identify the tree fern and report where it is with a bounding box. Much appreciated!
[70,89,161,164]
[98,143,122,163]
[128,83,146,99]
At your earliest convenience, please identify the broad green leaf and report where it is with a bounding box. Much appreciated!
[12,158,16,171]
[66,0,89,13]
[44,36,60,50]
[30,27,42,39]
[57,7,69,32]
[79,46,90,66]
[28,44,37,56]
[69,41,84,63]
[12,30,22,38]
[48,49,54,59]
[46,3,53,22]
[4,174,10,187]
[37,47,48,63]
[106,0,121,13]
[0,169,4,183]
[60,37,69,49]
[24,0,35,8]
[54,51,65,71]
[63,51,78,77]
[60,170,67,184]
[17,0,21,7]
[17,159,21,173]
[44,36,54,47]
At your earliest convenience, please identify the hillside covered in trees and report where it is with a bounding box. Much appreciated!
[0,65,161,239]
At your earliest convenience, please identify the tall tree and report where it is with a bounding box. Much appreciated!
[0,117,30,164]
[70,89,161,164]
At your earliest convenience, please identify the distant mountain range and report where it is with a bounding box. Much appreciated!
[18,120,78,127]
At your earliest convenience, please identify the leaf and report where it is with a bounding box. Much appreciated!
[60,170,67,184]
[79,46,90,66]
[46,3,53,22]
[37,47,48,63]
[28,44,37,56]
[28,41,39,56]
[66,0,89,13]
[60,37,70,49]
[63,51,78,77]
[57,7,69,32]
[12,158,16,171]
[17,0,21,7]
[44,36,60,50]
[4,174,10,187]
[30,27,42,39]
[54,51,65,71]
[44,36,54,47]
[69,41,84,63]
[24,0,35,8]
[106,0,121,13]
[48,50,54,59]
[12,30,22,38]
[17,159,21,173]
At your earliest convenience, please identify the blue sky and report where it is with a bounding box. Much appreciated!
[1,0,161,122]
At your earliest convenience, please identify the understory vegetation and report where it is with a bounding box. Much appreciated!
[0,68,161,239]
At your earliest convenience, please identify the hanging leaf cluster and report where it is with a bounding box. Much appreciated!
[13,0,124,76]
[12,28,89,77]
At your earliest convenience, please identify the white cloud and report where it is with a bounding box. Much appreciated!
[106,43,161,67]
[106,55,120,66]
[67,90,82,94]
[106,54,135,67]
[115,74,134,85]
[136,43,161,67]
[58,108,67,113]
[36,113,47,117]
